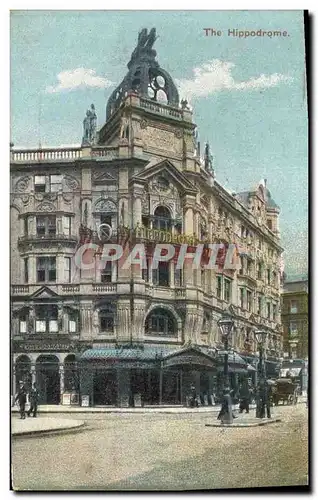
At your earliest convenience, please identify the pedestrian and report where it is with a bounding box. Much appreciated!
[239,381,250,414]
[264,380,272,418]
[217,387,234,424]
[27,382,39,418]
[15,381,27,419]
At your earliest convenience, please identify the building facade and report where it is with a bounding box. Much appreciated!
[10,28,284,406]
[281,277,308,360]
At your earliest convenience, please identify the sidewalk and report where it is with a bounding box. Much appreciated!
[12,416,85,437]
[11,403,256,414]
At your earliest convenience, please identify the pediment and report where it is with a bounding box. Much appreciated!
[30,286,59,299]
[132,159,197,195]
[93,171,117,185]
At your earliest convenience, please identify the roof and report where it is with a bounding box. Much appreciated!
[79,346,176,361]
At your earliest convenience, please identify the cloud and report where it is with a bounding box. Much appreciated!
[176,59,293,99]
[46,68,113,93]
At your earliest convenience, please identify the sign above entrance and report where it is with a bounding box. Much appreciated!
[162,354,216,369]
[12,340,91,353]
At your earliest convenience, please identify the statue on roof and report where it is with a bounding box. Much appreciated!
[82,104,97,146]
[204,142,214,175]
[130,27,158,63]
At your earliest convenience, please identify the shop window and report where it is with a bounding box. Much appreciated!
[36,257,56,282]
[35,305,58,333]
[145,308,176,336]
[34,175,46,193]
[36,216,56,237]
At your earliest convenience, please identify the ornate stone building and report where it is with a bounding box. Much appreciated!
[281,277,308,360]
[11,28,283,406]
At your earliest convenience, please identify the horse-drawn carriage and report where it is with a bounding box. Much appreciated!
[271,378,299,406]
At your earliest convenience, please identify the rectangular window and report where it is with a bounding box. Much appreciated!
[247,290,252,312]
[267,268,271,285]
[239,288,244,308]
[50,174,62,192]
[224,279,231,302]
[239,256,244,275]
[100,312,114,332]
[24,257,29,283]
[201,269,205,289]
[19,314,27,334]
[63,216,71,236]
[267,302,271,319]
[257,296,262,315]
[216,276,222,299]
[153,262,169,287]
[35,306,58,333]
[247,259,252,276]
[69,319,77,333]
[257,262,262,280]
[289,321,298,338]
[273,303,277,320]
[258,238,262,250]
[36,216,56,237]
[34,175,46,193]
[100,214,112,226]
[290,301,298,314]
[36,257,56,282]
[64,257,71,283]
[101,261,112,283]
[175,268,183,287]
[267,219,272,230]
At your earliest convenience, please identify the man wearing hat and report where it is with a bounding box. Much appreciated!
[15,381,27,419]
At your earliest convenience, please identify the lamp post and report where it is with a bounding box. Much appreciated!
[218,315,234,396]
[254,330,268,418]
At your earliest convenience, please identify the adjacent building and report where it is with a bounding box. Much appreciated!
[281,276,308,360]
[10,28,284,406]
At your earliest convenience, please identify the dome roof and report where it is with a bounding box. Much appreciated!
[106,28,179,120]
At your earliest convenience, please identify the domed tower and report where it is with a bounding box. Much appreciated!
[106,28,179,119]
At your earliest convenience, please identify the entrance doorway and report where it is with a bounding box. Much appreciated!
[36,355,60,404]
[93,370,117,405]
[15,355,31,393]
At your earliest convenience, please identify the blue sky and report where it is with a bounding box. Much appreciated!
[10,10,308,277]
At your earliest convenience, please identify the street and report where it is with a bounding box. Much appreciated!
[12,404,308,491]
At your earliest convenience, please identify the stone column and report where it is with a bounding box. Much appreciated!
[170,261,175,288]
[59,365,64,402]
[116,300,131,343]
[31,364,36,385]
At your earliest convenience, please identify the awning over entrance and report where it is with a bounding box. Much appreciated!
[161,346,217,369]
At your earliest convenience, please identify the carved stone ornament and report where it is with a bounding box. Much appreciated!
[64,175,80,191]
[21,195,30,205]
[15,176,31,193]
[140,120,148,129]
[174,129,183,139]
[95,199,117,213]
[37,201,56,212]
[62,192,73,203]
[34,194,44,202]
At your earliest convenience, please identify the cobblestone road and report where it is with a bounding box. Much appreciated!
[12,404,308,491]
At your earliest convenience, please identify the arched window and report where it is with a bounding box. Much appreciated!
[153,206,172,231]
[145,308,177,336]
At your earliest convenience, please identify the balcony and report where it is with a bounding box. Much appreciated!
[91,147,118,160]
[18,233,78,247]
[139,98,183,120]
[11,285,29,295]
[92,284,116,293]
[11,147,82,163]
